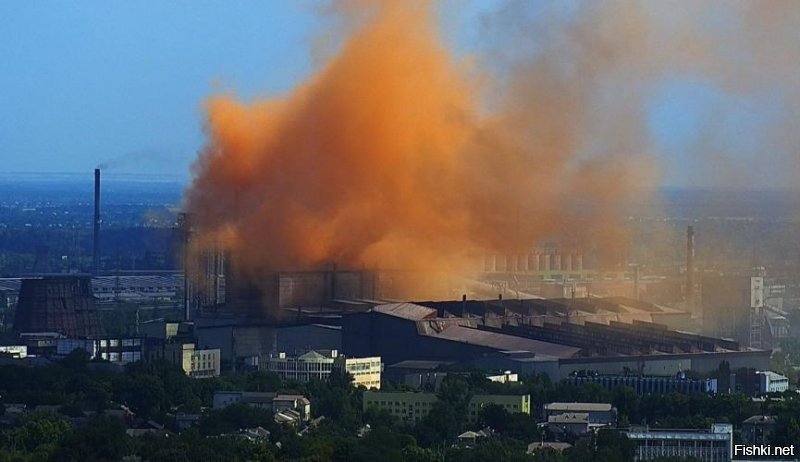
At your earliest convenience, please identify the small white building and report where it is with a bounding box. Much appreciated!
[486,371,518,384]
[0,345,27,358]
[212,391,311,423]
[263,350,382,389]
[273,394,311,421]
[757,371,789,394]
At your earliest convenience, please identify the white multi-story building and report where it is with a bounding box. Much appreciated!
[625,423,733,462]
[757,370,789,394]
[263,350,381,389]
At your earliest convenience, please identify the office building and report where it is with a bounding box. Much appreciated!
[56,337,143,363]
[363,391,530,423]
[145,340,221,378]
[263,350,381,389]
[625,423,733,462]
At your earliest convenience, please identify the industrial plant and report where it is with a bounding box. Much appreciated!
[2,0,800,460]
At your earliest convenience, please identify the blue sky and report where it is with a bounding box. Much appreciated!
[0,1,790,188]
[0,1,324,180]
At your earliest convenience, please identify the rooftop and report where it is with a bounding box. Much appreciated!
[528,442,572,453]
[432,325,581,359]
[743,415,777,425]
[386,360,454,370]
[624,430,731,441]
[548,413,589,424]
[545,402,613,412]
[373,303,437,321]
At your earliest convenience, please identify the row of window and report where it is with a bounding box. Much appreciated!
[371,400,435,408]
[100,352,141,362]
[192,352,216,362]
[98,338,141,347]
[268,362,334,371]
[346,362,381,371]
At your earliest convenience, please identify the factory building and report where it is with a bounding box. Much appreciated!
[0,274,185,305]
[566,374,718,395]
[91,274,183,303]
[219,267,379,321]
[716,273,793,347]
[56,337,143,363]
[483,249,587,279]
[701,269,771,347]
[342,298,771,381]
[194,316,343,369]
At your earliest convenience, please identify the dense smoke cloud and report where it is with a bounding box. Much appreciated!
[185,0,799,278]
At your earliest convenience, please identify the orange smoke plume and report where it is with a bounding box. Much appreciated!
[185,0,651,277]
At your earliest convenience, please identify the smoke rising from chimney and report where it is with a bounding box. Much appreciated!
[184,0,799,281]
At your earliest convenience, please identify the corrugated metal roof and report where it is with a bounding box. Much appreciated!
[545,402,613,412]
[373,303,437,321]
[432,325,581,359]
[386,360,454,370]
[0,279,22,291]
[548,413,589,424]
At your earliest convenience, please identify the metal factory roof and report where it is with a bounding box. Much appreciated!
[373,303,437,321]
[545,402,613,412]
[386,360,454,370]
[0,278,22,291]
[431,325,581,359]
[548,413,589,424]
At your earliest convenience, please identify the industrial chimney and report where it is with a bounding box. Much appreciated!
[93,168,101,275]
[686,225,695,312]
[178,212,191,322]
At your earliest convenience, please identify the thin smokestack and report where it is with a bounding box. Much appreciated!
[686,225,695,312]
[93,168,100,275]
[179,213,191,322]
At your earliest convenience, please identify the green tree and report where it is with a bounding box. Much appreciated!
[611,385,639,422]
[2,410,71,454]
[53,415,134,462]
[246,371,283,392]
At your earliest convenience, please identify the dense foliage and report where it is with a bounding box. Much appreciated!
[1,355,799,461]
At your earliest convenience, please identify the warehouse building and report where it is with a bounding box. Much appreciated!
[342,300,771,381]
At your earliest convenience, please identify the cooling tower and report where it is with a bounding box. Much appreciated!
[14,276,103,337]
